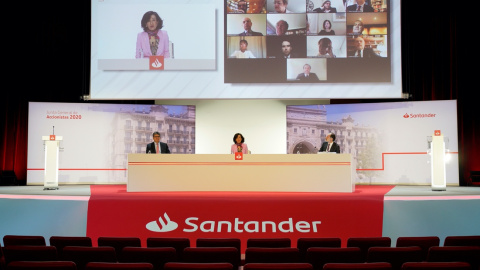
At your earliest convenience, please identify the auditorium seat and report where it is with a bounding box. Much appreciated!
[2,246,58,266]
[401,262,472,270]
[146,238,190,261]
[49,236,93,260]
[120,247,177,270]
[395,236,440,261]
[85,262,153,270]
[443,235,480,247]
[97,237,142,259]
[323,262,393,270]
[305,247,363,270]
[426,246,480,270]
[182,247,240,270]
[62,246,117,270]
[243,263,313,270]
[247,238,291,248]
[164,262,234,270]
[244,248,300,264]
[6,261,77,270]
[347,237,392,261]
[1,241,5,270]
[195,238,241,266]
[3,235,46,247]
[296,238,341,260]
[366,247,423,270]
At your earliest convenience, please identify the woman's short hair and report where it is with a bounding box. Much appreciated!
[323,19,332,29]
[233,133,245,143]
[141,11,163,32]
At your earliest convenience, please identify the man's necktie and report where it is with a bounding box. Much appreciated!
[156,143,159,154]
[326,144,330,152]
[357,5,361,11]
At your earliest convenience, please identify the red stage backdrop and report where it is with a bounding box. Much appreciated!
[87,185,394,251]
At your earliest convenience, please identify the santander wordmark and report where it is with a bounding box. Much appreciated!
[147,213,322,233]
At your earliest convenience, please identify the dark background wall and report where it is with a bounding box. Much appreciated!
[1,1,476,185]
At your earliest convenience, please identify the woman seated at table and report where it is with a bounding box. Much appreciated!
[231,133,249,154]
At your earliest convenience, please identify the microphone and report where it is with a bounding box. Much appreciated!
[53,126,55,135]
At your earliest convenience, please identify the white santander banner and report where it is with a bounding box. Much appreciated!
[286,100,459,185]
[27,102,196,184]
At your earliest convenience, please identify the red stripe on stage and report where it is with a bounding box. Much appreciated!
[128,162,351,166]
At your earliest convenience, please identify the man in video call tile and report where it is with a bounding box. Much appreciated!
[296,64,319,81]
[239,17,263,36]
[279,40,298,58]
[348,36,380,58]
[346,0,374,12]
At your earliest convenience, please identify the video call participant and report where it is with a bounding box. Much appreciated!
[146,131,171,154]
[296,64,319,81]
[239,17,264,36]
[313,0,337,13]
[135,11,170,59]
[276,20,289,35]
[346,0,374,12]
[319,133,340,153]
[317,37,336,58]
[318,19,335,35]
[231,133,249,154]
[237,0,248,13]
[277,40,301,58]
[230,39,256,58]
[348,36,379,58]
[271,0,292,13]
[351,20,364,35]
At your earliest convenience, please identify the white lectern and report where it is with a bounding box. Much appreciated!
[429,130,446,191]
[42,135,62,190]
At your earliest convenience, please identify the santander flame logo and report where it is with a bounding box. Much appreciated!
[403,113,410,118]
[146,212,178,232]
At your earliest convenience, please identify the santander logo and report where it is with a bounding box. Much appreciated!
[146,212,178,232]
[403,112,436,119]
[146,212,322,233]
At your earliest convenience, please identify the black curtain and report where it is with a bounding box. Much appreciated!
[1,1,477,184]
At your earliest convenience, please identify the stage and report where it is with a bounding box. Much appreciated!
[1,185,479,251]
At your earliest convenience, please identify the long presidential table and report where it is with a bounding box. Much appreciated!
[127,154,354,192]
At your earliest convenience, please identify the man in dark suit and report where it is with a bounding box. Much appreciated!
[319,133,341,153]
[296,64,319,81]
[347,36,380,58]
[239,17,263,36]
[278,40,300,58]
[146,131,171,154]
[346,0,374,12]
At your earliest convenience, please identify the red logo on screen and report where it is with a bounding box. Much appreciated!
[49,135,56,140]
[149,56,164,70]
[235,152,243,160]
[403,113,410,118]
[434,130,441,136]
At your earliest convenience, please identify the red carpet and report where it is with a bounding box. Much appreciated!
[87,185,394,251]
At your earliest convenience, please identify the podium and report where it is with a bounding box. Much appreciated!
[428,130,447,191]
[42,135,63,190]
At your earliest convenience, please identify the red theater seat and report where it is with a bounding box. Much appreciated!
[244,248,300,264]
[247,238,291,248]
[243,263,313,270]
[182,247,240,269]
[146,238,190,261]
[426,246,480,270]
[195,238,241,266]
[2,246,58,266]
[323,262,393,270]
[97,237,142,260]
[305,247,363,270]
[401,262,472,270]
[120,247,176,270]
[366,247,423,270]
[49,236,93,260]
[3,235,46,247]
[347,237,392,261]
[62,246,117,270]
[296,238,341,260]
[85,262,153,270]
[164,262,234,270]
[443,236,480,247]
[395,237,440,261]
[6,261,77,270]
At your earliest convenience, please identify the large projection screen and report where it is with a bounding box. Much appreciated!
[90,0,401,99]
